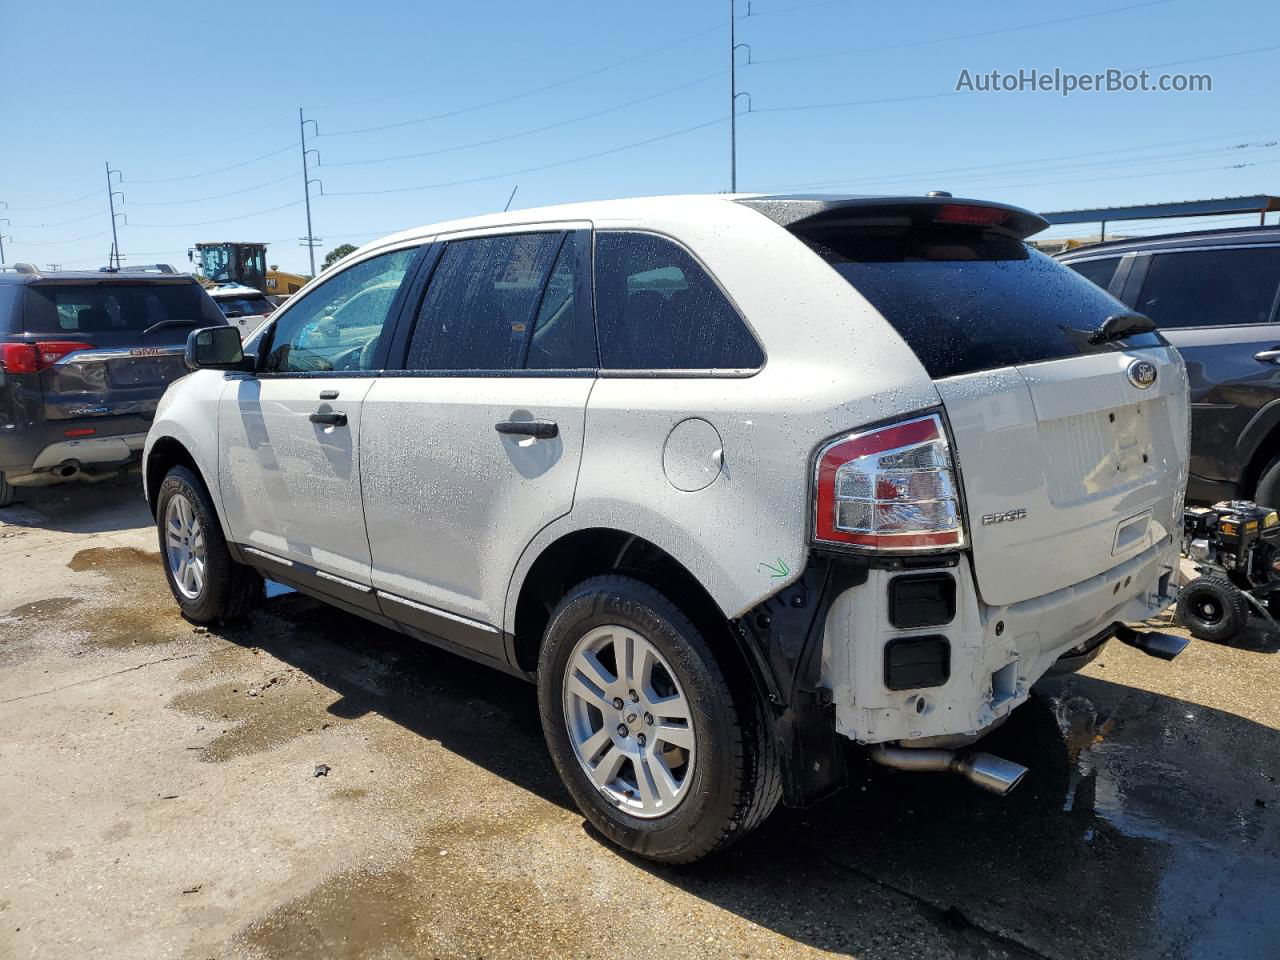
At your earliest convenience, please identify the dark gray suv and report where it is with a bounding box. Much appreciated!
[0,263,227,506]
[1058,225,1280,505]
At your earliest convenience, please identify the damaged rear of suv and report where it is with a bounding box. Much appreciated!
[145,193,1189,863]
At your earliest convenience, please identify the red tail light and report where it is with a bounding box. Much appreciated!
[813,413,965,551]
[935,203,1010,227]
[1,341,93,373]
[35,341,93,368]
[1,343,39,373]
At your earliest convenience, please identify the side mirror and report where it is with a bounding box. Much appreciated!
[186,325,254,372]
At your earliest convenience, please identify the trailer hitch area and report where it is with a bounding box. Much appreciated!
[1113,624,1191,662]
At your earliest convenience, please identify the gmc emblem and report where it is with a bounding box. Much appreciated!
[982,508,1028,526]
[129,347,164,357]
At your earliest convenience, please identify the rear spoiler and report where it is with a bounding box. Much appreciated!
[738,195,1048,241]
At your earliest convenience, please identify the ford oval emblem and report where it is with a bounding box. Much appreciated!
[1127,359,1157,389]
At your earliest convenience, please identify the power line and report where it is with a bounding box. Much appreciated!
[752,89,963,114]
[778,136,1278,192]
[126,172,298,206]
[4,189,101,212]
[325,116,727,197]
[773,127,1275,191]
[322,70,725,168]
[19,230,112,246]
[130,199,304,229]
[124,141,299,185]
[743,0,853,17]
[10,209,109,229]
[318,24,725,137]
[752,0,1172,65]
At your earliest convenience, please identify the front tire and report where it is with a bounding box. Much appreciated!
[537,575,780,863]
[1177,576,1249,643]
[155,465,261,624]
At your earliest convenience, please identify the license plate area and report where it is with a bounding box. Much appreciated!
[108,357,174,387]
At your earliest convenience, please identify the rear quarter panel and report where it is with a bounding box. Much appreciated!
[504,202,941,630]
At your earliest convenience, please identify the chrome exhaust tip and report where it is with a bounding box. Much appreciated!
[870,744,1029,796]
[1114,624,1190,661]
[55,459,81,479]
[955,752,1029,796]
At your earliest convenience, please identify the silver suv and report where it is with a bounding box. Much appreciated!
[144,194,1191,862]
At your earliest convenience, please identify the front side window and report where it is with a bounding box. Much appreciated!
[406,232,562,371]
[593,232,763,370]
[1137,247,1280,328]
[261,247,418,373]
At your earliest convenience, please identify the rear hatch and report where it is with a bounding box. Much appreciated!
[763,196,1189,606]
[19,277,226,420]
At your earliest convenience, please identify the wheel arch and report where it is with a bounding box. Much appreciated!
[508,527,775,707]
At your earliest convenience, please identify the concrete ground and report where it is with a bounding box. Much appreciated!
[1,481,1278,960]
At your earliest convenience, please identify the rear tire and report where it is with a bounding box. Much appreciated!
[1177,576,1249,643]
[0,472,14,508]
[537,575,780,864]
[155,465,261,624]
[1254,455,1280,510]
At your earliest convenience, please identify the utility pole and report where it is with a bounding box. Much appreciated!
[729,1,751,192]
[0,218,9,264]
[730,0,737,192]
[105,163,125,269]
[299,108,322,276]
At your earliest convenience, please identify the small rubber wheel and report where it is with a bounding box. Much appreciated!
[1254,455,1280,510]
[0,472,14,508]
[537,575,780,864]
[155,465,261,624]
[1177,576,1249,643]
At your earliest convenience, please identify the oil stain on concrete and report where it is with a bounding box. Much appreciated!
[65,546,189,648]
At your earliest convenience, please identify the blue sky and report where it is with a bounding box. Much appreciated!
[2,0,1278,274]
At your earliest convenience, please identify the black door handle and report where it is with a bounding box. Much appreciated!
[495,419,558,439]
[310,411,348,427]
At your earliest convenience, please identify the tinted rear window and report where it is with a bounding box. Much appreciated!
[215,295,274,317]
[801,225,1161,379]
[22,281,225,335]
[1066,256,1121,293]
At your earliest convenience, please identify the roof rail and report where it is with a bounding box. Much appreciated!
[98,263,178,274]
[0,262,41,275]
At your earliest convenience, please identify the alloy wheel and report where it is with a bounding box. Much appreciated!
[562,624,696,819]
[165,493,207,601]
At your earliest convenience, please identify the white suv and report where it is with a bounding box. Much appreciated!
[144,194,1191,863]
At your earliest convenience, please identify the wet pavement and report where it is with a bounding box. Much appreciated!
[1,482,1278,959]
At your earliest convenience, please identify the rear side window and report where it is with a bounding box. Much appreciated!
[0,285,20,330]
[801,225,1162,380]
[1136,247,1280,328]
[407,232,561,371]
[1066,256,1120,293]
[21,281,225,334]
[594,232,763,370]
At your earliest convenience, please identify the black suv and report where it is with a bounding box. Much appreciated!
[1057,225,1280,505]
[0,262,227,506]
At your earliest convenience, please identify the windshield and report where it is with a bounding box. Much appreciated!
[23,282,226,335]
[198,246,234,284]
[800,224,1164,379]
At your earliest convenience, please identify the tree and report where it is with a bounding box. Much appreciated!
[322,244,357,270]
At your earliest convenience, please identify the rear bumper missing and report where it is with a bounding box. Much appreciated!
[818,535,1179,745]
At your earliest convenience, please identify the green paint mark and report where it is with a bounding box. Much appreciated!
[759,557,791,579]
